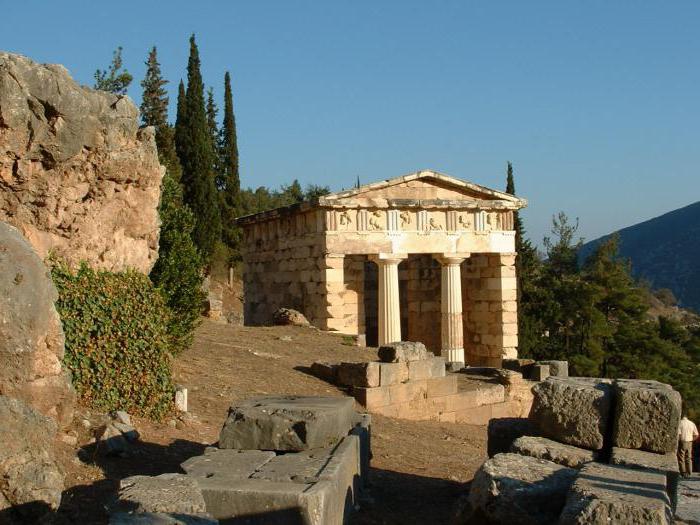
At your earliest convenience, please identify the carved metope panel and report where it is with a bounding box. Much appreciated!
[400,210,411,229]
[369,210,383,230]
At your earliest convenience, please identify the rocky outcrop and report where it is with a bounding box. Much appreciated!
[0,395,65,524]
[0,52,163,273]
[0,221,75,426]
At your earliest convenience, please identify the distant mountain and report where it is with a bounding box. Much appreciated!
[579,201,700,312]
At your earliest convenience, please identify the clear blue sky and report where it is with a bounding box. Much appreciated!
[4,1,699,245]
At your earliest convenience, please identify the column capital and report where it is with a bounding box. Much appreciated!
[435,253,470,266]
[369,253,408,265]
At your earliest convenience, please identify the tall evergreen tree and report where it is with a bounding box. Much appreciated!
[504,162,542,357]
[218,72,242,253]
[140,47,181,180]
[175,35,222,262]
[140,46,204,349]
[206,87,219,157]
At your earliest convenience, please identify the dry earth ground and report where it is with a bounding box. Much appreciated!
[54,319,487,525]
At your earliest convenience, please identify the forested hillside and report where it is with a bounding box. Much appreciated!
[579,201,700,312]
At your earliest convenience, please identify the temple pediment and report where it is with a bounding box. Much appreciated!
[319,170,526,210]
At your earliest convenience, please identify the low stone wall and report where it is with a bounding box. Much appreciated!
[110,396,371,525]
[313,342,538,424]
[465,377,682,524]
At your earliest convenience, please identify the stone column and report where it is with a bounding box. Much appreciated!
[436,254,468,366]
[370,254,407,346]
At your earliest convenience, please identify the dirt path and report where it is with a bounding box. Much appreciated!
[55,320,487,524]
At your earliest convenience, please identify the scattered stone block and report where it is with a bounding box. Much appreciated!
[612,379,682,454]
[219,396,354,452]
[530,363,550,381]
[530,377,613,450]
[336,362,380,387]
[538,360,568,378]
[610,447,679,508]
[378,362,409,386]
[181,448,276,480]
[116,474,208,515]
[272,307,310,327]
[468,453,577,525]
[310,362,338,383]
[114,411,132,426]
[110,512,218,524]
[251,448,334,483]
[487,417,540,457]
[175,386,188,412]
[407,357,445,381]
[559,462,672,525]
[377,341,431,363]
[502,358,535,376]
[511,436,597,469]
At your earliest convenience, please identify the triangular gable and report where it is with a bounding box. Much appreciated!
[319,170,526,208]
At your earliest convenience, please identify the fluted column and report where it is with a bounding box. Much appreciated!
[370,254,407,346]
[436,254,468,365]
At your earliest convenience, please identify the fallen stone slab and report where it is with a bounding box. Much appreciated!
[272,308,310,327]
[116,474,208,515]
[511,436,597,468]
[530,377,613,450]
[612,379,681,454]
[559,462,672,524]
[219,396,355,452]
[610,447,679,508]
[530,363,550,381]
[538,360,568,378]
[181,448,276,480]
[336,362,380,387]
[377,341,431,363]
[251,448,334,483]
[110,512,218,524]
[486,417,540,457]
[468,453,576,525]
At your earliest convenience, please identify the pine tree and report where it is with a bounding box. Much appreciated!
[219,71,241,253]
[140,46,204,349]
[175,35,222,262]
[94,46,133,94]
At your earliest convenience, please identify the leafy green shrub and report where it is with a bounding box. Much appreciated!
[150,173,206,351]
[51,261,174,419]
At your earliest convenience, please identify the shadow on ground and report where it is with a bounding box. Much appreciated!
[55,438,207,525]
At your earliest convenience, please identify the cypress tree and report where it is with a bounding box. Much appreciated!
[175,34,222,262]
[504,161,543,358]
[219,71,241,252]
[206,87,219,163]
[140,46,204,349]
[140,47,181,180]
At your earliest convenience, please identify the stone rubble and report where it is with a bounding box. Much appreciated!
[511,435,598,469]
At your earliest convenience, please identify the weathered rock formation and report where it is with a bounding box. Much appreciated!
[0,221,75,426]
[0,395,65,523]
[0,52,163,273]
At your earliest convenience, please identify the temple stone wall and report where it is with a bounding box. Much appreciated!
[405,255,441,354]
[463,253,518,367]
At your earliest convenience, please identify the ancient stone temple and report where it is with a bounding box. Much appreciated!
[237,170,527,367]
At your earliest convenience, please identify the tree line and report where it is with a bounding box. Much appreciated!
[506,163,700,417]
